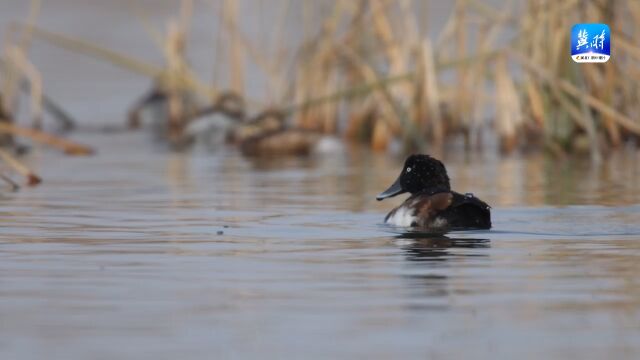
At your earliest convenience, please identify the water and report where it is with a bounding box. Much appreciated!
[2,1,640,358]
[1,132,640,359]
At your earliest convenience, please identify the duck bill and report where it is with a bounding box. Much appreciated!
[376,177,405,201]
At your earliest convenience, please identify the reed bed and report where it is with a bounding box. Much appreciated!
[0,0,93,189]
[7,0,640,159]
[277,0,640,157]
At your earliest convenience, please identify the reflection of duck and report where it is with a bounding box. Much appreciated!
[396,234,489,302]
[397,234,490,262]
[377,154,491,231]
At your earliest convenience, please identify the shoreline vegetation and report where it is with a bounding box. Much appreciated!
[1,0,639,188]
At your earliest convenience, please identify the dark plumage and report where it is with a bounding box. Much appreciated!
[377,154,491,231]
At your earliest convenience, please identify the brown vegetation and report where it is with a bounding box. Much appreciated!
[5,0,640,161]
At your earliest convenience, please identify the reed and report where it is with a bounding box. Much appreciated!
[0,0,91,191]
[0,148,41,185]
[9,0,640,156]
[0,170,20,191]
[0,122,94,155]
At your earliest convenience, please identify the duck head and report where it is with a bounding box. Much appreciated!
[376,154,451,201]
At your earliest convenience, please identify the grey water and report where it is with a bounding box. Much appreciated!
[2,132,640,359]
[2,1,640,359]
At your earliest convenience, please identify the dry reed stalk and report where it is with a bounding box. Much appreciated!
[295,50,322,131]
[344,100,372,141]
[338,44,401,142]
[549,83,587,133]
[322,69,339,134]
[283,72,413,115]
[511,50,640,136]
[289,1,350,132]
[0,57,76,130]
[587,63,620,146]
[397,0,419,44]
[547,2,564,75]
[0,148,41,185]
[218,3,277,94]
[453,0,471,133]
[210,0,225,89]
[576,77,602,162]
[464,1,511,149]
[494,54,522,153]
[522,1,539,65]
[224,0,244,95]
[0,170,19,191]
[628,2,640,59]
[371,117,391,151]
[467,0,517,26]
[178,0,193,35]
[594,3,621,147]
[370,0,412,105]
[0,1,42,127]
[5,47,43,128]
[128,1,164,51]
[1,54,21,120]
[16,0,40,51]
[411,50,426,137]
[316,2,351,134]
[419,39,443,145]
[0,98,13,147]
[339,1,370,51]
[28,25,230,105]
[163,21,189,143]
[524,77,545,128]
[0,122,94,155]
[261,0,293,101]
[291,63,309,129]
[18,78,76,130]
[29,25,161,78]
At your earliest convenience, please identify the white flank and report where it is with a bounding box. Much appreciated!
[313,136,343,154]
[184,114,233,146]
[385,206,416,227]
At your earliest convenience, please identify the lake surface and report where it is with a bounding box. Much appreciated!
[2,132,640,359]
[2,1,640,359]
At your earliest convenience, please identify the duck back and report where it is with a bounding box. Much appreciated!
[439,192,491,230]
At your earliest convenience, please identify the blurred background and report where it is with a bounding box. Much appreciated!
[1,0,640,158]
[2,1,640,359]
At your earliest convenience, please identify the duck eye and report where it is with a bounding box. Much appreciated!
[406,167,411,173]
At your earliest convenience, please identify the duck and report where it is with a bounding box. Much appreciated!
[127,88,246,148]
[376,154,491,231]
[235,110,340,157]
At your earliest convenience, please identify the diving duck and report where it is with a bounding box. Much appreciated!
[235,110,339,157]
[377,154,491,231]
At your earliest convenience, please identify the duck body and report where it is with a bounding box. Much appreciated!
[240,128,321,156]
[384,190,491,230]
[377,154,491,231]
[234,110,343,157]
